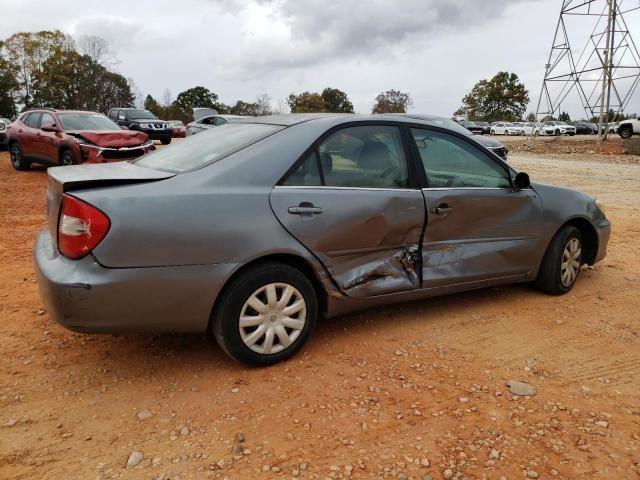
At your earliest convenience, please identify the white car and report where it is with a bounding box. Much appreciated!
[522,122,541,136]
[490,122,524,136]
[541,121,576,136]
[0,117,11,148]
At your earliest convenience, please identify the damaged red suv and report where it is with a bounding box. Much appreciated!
[7,108,155,171]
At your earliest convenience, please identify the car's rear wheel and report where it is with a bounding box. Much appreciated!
[160,136,171,145]
[535,225,583,295]
[9,142,30,171]
[619,127,632,139]
[212,262,318,366]
[60,148,76,166]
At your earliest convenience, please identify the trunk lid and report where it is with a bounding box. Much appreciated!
[46,162,174,246]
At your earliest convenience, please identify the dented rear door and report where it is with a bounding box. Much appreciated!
[270,186,425,297]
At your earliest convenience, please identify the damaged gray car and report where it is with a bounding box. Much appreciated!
[35,114,611,365]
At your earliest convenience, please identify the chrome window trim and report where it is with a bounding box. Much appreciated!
[273,185,420,193]
[421,187,512,191]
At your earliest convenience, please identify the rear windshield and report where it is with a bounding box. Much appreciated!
[133,123,283,173]
[58,113,121,131]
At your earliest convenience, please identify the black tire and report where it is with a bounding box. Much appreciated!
[490,130,495,135]
[569,132,575,136]
[9,142,30,171]
[619,127,633,139]
[212,262,318,366]
[59,148,77,166]
[555,129,561,136]
[535,225,583,295]
[160,136,171,145]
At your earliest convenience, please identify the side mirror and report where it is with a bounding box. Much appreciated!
[41,124,59,132]
[514,172,531,190]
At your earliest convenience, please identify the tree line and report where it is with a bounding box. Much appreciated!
[0,30,416,122]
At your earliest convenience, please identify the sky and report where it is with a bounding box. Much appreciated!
[1,0,639,119]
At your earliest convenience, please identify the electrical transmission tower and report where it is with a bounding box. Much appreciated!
[536,0,640,140]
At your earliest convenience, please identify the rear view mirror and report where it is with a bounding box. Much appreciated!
[41,124,59,132]
[514,172,531,190]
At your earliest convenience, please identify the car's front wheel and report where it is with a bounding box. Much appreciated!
[535,225,583,295]
[60,148,77,166]
[9,142,30,171]
[619,126,633,139]
[212,262,318,366]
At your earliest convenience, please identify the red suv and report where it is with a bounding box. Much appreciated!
[7,109,155,171]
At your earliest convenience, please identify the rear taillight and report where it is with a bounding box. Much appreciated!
[58,194,110,259]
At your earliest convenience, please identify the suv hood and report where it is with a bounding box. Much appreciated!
[67,130,149,147]
[471,134,504,149]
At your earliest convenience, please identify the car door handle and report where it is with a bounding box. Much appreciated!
[430,203,453,215]
[288,203,322,215]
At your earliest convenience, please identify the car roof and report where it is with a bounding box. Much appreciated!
[23,109,101,115]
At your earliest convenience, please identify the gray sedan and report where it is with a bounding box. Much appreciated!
[35,114,611,365]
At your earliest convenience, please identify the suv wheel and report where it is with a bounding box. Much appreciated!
[619,126,633,139]
[212,262,318,366]
[535,225,583,295]
[9,142,30,171]
[60,148,77,166]
[160,136,171,145]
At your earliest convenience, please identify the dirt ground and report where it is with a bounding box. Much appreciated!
[1,146,639,480]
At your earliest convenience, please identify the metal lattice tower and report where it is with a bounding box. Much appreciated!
[536,0,640,139]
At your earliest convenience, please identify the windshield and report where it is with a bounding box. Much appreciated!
[58,113,121,131]
[134,123,283,172]
[126,109,157,119]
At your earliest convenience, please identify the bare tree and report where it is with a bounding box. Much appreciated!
[127,77,144,108]
[255,93,272,116]
[162,88,173,106]
[77,35,117,67]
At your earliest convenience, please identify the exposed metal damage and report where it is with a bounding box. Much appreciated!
[333,245,420,297]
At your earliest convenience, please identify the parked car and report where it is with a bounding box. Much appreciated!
[35,113,610,366]
[168,120,187,138]
[6,109,154,171]
[618,116,640,138]
[490,122,524,136]
[399,114,509,160]
[0,117,11,148]
[186,112,248,136]
[458,120,485,135]
[521,122,541,136]
[573,121,596,135]
[107,108,172,145]
[474,121,492,135]
[541,121,576,136]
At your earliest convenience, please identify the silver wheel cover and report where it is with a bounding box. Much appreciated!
[561,237,581,287]
[239,283,306,355]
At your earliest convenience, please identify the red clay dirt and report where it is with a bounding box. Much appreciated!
[0,150,639,480]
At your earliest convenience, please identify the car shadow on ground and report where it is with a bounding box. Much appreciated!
[70,282,540,377]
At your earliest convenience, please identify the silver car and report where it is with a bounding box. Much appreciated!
[35,114,611,365]
[186,109,248,136]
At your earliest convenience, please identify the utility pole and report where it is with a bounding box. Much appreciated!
[536,0,640,136]
[597,0,614,143]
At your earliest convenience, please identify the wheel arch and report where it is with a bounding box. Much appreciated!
[208,253,329,332]
[558,217,599,265]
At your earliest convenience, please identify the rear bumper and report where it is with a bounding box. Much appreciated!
[34,230,238,333]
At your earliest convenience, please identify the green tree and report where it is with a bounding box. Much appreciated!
[144,94,162,115]
[558,111,571,122]
[287,92,326,113]
[371,89,412,114]
[230,100,259,116]
[459,72,529,122]
[0,42,18,118]
[3,30,74,108]
[174,86,225,114]
[321,87,354,113]
[526,112,536,122]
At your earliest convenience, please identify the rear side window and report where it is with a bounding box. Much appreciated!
[283,125,409,189]
[134,123,283,172]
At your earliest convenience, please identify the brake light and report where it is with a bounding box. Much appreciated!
[58,194,110,259]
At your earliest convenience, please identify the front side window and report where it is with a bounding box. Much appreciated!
[25,112,42,128]
[284,125,409,188]
[214,117,229,126]
[200,116,216,125]
[40,113,55,128]
[410,128,511,189]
